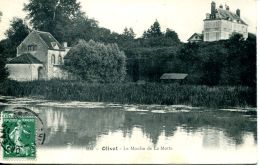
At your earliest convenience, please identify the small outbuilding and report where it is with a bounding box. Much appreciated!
[160,73,188,83]
[187,33,203,43]
[6,53,44,81]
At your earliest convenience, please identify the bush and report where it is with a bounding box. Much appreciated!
[64,40,126,83]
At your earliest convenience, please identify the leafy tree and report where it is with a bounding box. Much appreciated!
[240,33,256,87]
[0,54,9,82]
[23,0,121,45]
[220,34,245,85]
[221,33,256,87]
[64,40,126,82]
[5,18,30,47]
[24,0,83,42]
[63,15,98,45]
[165,28,177,38]
[164,28,180,46]
[125,46,181,82]
[143,20,163,38]
[122,27,135,40]
[0,18,30,58]
[178,43,202,84]
[198,43,227,86]
[141,21,180,47]
[117,27,139,50]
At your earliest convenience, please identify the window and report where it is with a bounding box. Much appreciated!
[28,45,37,51]
[33,45,37,51]
[58,55,62,65]
[51,55,55,64]
[216,32,220,40]
[205,33,209,41]
[28,45,32,51]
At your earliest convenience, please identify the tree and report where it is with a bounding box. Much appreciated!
[142,20,164,47]
[221,33,256,87]
[122,27,135,40]
[240,33,256,87]
[198,43,227,86]
[64,40,126,82]
[0,54,9,82]
[220,33,245,85]
[141,21,181,47]
[5,18,30,46]
[63,15,99,45]
[24,0,83,42]
[1,18,30,58]
[143,20,163,38]
[164,28,180,45]
[23,0,120,45]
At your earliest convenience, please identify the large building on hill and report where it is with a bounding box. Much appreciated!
[6,30,71,81]
[203,1,248,42]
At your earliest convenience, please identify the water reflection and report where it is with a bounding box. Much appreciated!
[46,109,67,133]
[0,103,257,150]
[29,105,256,149]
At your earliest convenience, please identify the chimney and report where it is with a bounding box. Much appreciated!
[63,42,67,48]
[236,9,240,17]
[211,1,216,18]
[219,4,223,9]
[206,13,210,19]
[226,5,229,11]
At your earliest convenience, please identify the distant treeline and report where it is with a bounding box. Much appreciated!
[125,33,256,87]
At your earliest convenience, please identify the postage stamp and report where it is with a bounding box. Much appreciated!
[0,106,46,160]
[1,110,36,158]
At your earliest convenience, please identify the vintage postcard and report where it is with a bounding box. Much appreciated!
[0,0,258,164]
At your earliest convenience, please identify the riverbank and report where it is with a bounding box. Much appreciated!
[0,80,256,108]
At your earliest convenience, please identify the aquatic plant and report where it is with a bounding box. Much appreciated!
[0,80,256,108]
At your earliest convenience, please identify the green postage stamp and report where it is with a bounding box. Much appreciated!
[1,110,36,159]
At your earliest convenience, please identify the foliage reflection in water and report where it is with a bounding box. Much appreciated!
[22,104,256,149]
[0,98,256,162]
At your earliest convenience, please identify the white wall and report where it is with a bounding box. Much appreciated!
[47,50,66,79]
[47,49,70,80]
[6,64,43,81]
[204,20,248,41]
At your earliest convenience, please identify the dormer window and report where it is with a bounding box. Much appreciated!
[28,45,37,51]
[51,42,57,47]
[51,42,59,49]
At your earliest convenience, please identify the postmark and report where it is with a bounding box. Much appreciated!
[0,107,46,159]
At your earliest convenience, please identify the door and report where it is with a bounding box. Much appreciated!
[38,67,44,80]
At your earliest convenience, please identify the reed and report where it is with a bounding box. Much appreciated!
[0,80,256,108]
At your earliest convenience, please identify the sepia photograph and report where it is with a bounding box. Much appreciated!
[0,0,257,164]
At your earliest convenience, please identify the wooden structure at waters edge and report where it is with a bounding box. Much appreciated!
[160,73,188,83]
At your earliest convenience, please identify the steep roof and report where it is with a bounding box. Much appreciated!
[160,73,188,80]
[205,8,247,25]
[187,33,203,41]
[35,30,65,50]
[217,9,247,25]
[8,53,42,64]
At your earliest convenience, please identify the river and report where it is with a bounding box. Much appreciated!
[0,96,257,164]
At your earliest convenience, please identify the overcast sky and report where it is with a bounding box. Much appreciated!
[0,0,257,42]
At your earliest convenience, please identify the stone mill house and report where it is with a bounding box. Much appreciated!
[6,30,71,81]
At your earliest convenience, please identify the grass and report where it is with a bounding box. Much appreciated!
[0,80,256,108]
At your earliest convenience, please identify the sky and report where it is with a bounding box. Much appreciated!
[0,0,257,42]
